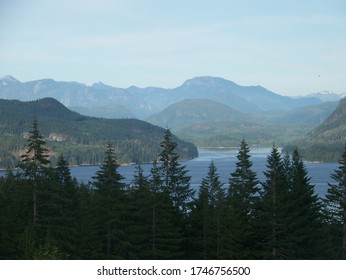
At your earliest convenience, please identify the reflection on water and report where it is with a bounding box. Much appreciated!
[0,148,338,197]
[71,148,338,197]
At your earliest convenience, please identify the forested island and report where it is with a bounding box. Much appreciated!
[0,120,345,260]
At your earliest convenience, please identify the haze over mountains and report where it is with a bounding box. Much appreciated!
[1,74,346,161]
[1,75,343,120]
[287,97,346,162]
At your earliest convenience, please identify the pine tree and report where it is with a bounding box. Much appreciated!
[228,139,260,259]
[158,129,193,215]
[49,154,79,258]
[0,172,33,259]
[260,145,290,259]
[287,148,324,259]
[144,160,183,259]
[127,165,153,259]
[156,129,193,257]
[28,154,78,259]
[92,144,128,259]
[189,170,211,259]
[207,161,227,259]
[18,119,50,226]
[75,183,100,259]
[190,161,227,259]
[324,143,346,259]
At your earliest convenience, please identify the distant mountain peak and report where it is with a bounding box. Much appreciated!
[308,91,342,102]
[91,81,113,90]
[181,76,237,88]
[1,75,20,85]
[0,74,327,117]
[35,97,79,114]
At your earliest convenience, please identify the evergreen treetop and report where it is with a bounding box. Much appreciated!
[19,119,50,179]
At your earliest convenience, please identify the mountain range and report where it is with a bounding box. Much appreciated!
[1,75,342,119]
[1,75,346,162]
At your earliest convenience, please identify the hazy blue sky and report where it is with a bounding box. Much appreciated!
[0,0,345,95]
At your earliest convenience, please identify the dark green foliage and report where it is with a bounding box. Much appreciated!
[127,160,183,260]
[91,144,129,259]
[189,161,228,259]
[153,129,194,258]
[0,171,32,259]
[148,189,182,259]
[228,139,260,259]
[17,119,51,227]
[286,149,326,259]
[74,183,100,259]
[259,145,290,259]
[18,119,50,179]
[323,143,346,258]
[1,121,345,259]
[46,154,79,258]
[157,129,194,215]
[127,165,153,259]
[259,147,328,259]
[188,170,212,259]
[0,98,198,168]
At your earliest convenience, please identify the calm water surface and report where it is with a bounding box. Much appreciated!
[1,148,337,197]
[69,148,338,197]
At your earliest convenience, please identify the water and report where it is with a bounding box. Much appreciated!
[68,148,338,197]
[0,148,338,197]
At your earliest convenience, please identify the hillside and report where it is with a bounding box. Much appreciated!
[69,104,136,119]
[0,98,198,168]
[256,101,338,125]
[284,98,346,162]
[145,99,256,129]
[174,121,311,148]
[145,98,319,148]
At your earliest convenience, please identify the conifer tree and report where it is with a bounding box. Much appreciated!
[189,170,211,259]
[49,154,79,258]
[127,165,153,259]
[146,160,183,259]
[207,161,227,259]
[260,145,290,259]
[157,129,193,257]
[0,172,32,259]
[18,119,50,226]
[158,129,193,215]
[28,154,78,259]
[190,161,227,259]
[228,139,260,258]
[75,183,100,259]
[287,149,324,259]
[324,144,346,259]
[92,144,127,259]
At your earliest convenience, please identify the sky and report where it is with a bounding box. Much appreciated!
[0,0,345,96]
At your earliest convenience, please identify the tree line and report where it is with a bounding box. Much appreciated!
[0,120,345,259]
[0,98,198,168]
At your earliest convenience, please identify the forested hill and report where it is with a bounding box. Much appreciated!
[145,99,256,129]
[0,98,198,168]
[284,98,346,162]
[313,97,346,133]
